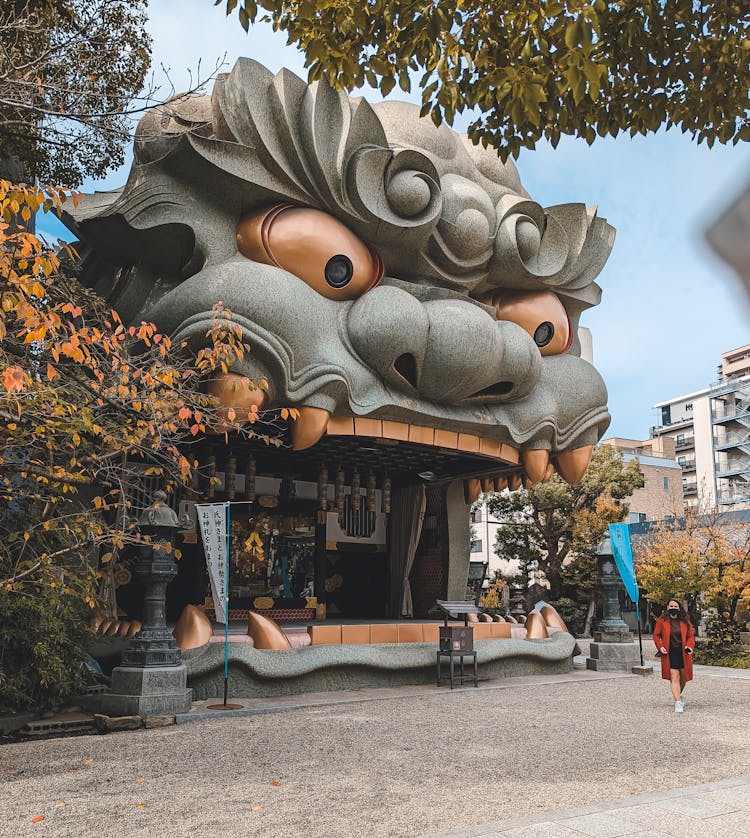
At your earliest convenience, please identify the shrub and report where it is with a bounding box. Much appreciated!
[0,586,94,714]
[551,597,589,636]
[703,612,742,655]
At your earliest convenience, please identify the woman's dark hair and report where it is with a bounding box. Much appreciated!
[663,598,692,629]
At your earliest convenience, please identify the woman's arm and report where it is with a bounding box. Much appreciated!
[653,619,667,653]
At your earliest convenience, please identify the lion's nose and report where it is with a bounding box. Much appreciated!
[347,286,540,404]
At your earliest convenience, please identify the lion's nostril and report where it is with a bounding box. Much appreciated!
[393,353,418,389]
[467,381,514,401]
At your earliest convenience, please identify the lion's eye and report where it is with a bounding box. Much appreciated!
[237,205,382,300]
[324,255,354,288]
[477,290,572,356]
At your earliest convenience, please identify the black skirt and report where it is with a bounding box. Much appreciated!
[669,646,685,670]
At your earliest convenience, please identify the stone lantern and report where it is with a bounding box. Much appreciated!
[99,491,193,717]
[585,536,640,672]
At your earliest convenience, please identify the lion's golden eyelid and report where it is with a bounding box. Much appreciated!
[476,289,572,356]
[237,205,382,301]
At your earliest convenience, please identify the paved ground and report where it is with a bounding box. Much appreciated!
[1,665,749,838]
[428,774,750,838]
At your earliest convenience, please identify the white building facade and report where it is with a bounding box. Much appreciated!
[651,343,750,511]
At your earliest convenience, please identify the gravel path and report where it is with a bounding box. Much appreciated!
[1,671,749,838]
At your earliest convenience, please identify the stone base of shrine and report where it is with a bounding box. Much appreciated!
[98,664,193,716]
[585,641,641,673]
[182,633,577,700]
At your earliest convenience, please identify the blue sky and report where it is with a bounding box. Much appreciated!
[40,0,750,441]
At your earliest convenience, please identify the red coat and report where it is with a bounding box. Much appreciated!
[653,617,695,681]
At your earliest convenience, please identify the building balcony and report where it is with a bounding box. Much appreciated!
[682,482,698,495]
[715,462,750,479]
[712,406,750,424]
[674,437,696,451]
[717,486,750,505]
[713,433,750,450]
[678,459,696,471]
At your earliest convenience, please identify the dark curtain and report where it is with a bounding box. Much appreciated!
[388,483,426,617]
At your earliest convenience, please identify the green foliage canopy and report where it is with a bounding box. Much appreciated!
[487,445,644,599]
[217,0,749,161]
[0,1,151,185]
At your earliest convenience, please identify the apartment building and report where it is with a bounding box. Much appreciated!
[651,343,750,511]
[600,436,684,520]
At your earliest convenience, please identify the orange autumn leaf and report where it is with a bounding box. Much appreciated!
[136,777,144,784]
[46,363,58,380]
[3,365,25,392]
[31,816,45,823]
[271,780,281,787]
[84,758,93,764]
[251,805,262,811]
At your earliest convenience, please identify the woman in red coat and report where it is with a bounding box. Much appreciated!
[653,598,695,713]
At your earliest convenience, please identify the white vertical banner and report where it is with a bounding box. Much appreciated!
[197,502,228,624]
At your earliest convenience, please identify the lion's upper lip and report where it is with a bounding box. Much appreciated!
[149,260,609,459]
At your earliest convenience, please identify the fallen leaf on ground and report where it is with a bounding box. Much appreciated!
[31,816,45,823]
[70,765,79,771]
[137,803,146,809]
[55,802,66,809]
[136,777,144,784]
[251,805,262,812]
[84,758,93,764]
[271,780,281,787]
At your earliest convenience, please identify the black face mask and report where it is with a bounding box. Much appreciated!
[668,609,679,618]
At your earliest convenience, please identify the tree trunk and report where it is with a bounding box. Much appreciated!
[545,565,563,601]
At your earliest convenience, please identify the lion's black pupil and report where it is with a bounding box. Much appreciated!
[325,254,353,288]
[533,321,554,348]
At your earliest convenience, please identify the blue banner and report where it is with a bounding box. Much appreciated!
[608,522,639,604]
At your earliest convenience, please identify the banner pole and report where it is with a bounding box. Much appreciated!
[635,601,644,667]
[223,500,230,706]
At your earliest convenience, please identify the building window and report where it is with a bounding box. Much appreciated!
[471,506,483,523]
[470,540,483,553]
[663,476,669,491]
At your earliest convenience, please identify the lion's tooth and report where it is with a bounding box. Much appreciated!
[554,444,594,485]
[464,478,482,504]
[508,474,522,491]
[494,476,508,491]
[206,372,266,427]
[522,449,549,484]
[481,478,495,493]
[291,406,331,451]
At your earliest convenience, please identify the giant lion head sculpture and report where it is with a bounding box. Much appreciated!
[66,58,614,488]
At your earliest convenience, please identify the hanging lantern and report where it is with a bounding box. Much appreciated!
[206,454,216,499]
[335,467,345,515]
[318,466,328,511]
[245,456,256,503]
[351,468,361,512]
[366,471,376,513]
[225,454,236,500]
[382,476,391,514]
